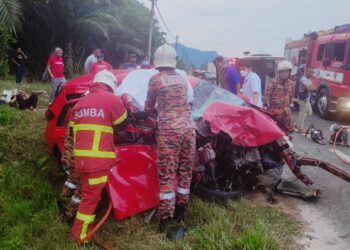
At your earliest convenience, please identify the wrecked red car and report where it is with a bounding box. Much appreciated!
[45,69,350,220]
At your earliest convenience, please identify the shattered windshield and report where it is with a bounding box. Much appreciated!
[191,80,246,120]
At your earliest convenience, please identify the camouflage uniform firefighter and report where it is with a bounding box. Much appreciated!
[59,124,81,221]
[263,60,296,134]
[145,44,195,240]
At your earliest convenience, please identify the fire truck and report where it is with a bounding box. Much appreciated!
[284,24,350,119]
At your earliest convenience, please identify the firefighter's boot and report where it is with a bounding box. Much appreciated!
[167,204,187,240]
[159,218,172,233]
[173,204,187,222]
[159,217,186,241]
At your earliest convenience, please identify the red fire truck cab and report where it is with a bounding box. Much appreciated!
[285,24,350,119]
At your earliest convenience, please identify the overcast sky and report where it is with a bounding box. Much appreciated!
[137,0,349,57]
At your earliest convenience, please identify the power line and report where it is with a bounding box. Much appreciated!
[154,3,192,68]
[155,2,176,40]
[154,18,175,42]
[147,0,156,58]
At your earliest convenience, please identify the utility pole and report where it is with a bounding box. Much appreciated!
[147,0,156,59]
[175,35,179,52]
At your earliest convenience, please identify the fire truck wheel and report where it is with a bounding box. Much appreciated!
[316,88,331,119]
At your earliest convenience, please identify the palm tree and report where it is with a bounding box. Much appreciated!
[0,0,22,33]
[0,0,22,77]
[14,0,165,77]
[65,0,122,74]
[17,0,121,75]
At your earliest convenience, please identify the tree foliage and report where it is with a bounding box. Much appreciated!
[0,28,16,77]
[0,0,22,77]
[12,0,165,78]
[0,0,22,33]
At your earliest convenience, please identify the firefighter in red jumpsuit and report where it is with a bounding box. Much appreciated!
[69,70,128,242]
[145,44,196,240]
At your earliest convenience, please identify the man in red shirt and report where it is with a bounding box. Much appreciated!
[69,70,129,243]
[88,54,113,74]
[47,47,66,103]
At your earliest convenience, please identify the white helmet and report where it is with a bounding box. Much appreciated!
[277,60,293,71]
[153,44,177,69]
[93,70,118,94]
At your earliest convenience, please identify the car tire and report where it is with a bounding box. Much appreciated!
[193,183,240,202]
[316,88,332,120]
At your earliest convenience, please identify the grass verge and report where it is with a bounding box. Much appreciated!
[0,80,301,249]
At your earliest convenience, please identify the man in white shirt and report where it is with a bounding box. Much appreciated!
[296,68,314,132]
[84,48,101,73]
[240,61,263,107]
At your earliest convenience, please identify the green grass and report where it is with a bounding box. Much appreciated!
[0,80,301,249]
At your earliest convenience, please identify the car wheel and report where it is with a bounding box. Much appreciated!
[193,183,240,202]
[316,89,331,119]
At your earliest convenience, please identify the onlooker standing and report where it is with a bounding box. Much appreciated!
[225,58,241,94]
[140,55,154,69]
[12,48,27,85]
[213,56,228,90]
[240,61,262,107]
[89,54,112,74]
[122,53,138,69]
[47,47,66,103]
[296,68,314,133]
[84,48,101,73]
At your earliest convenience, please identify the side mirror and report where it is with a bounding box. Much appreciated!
[322,58,331,67]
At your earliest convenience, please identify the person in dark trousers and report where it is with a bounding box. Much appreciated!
[12,48,28,84]
[9,91,38,111]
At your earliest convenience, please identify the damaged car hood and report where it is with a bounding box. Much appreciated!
[119,70,285,148]
[191,80,285,147]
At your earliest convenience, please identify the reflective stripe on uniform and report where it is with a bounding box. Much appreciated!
[76,212,95,240]
[160,192,175,200]
[74,150,116,158]
[88,176,108,185]
[73,124,113,133]
[71,195,81,204]
[176,187,190,195]
[72,123,115,159]
[64,181,77,189]
[68,121,75,127]
[113,111,127,125]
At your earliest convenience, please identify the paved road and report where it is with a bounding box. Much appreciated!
[283,112,350,249]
